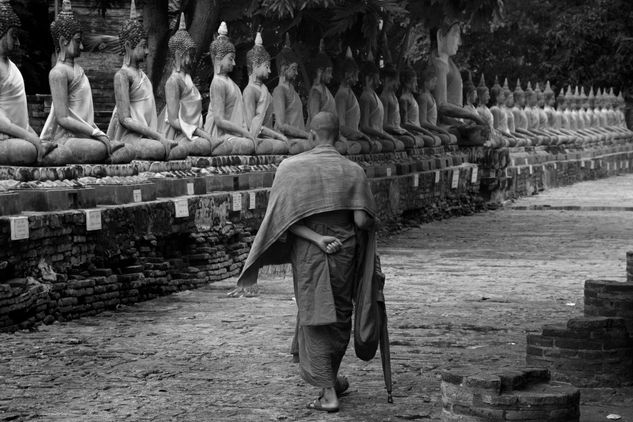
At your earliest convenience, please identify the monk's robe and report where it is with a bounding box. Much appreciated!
[205,75,277,156]
[108,70,186,161]
[0,60,40,165]
[236,144,377,388]
[158,72,213,156]
[242,82,289,155]
[380,90,418,149]
[42,64,131,164]
[308,84,362,155]
[399,92,440,147]
[334,85,381,154]
[271,83,311,155]
[418,91,454,145]
[359,89,401,152]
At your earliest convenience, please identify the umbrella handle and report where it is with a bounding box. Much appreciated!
[387,391,393,403]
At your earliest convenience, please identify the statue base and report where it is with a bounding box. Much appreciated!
[17,187,97,213]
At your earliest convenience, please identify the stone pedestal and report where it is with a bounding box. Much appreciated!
[92,183,156,205]
[585,279,633,335]
[0,192,21,216]
[440,367,579,421]
[17,188,97,212]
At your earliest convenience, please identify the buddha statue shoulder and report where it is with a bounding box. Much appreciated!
[42,0,133,165]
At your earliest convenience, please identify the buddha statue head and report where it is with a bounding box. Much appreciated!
[564,86,574,110]
[210,22,236,75]
[50,0,82,61]
[476,74,489,107]
[572,86,581,110]
[168,12,196,72]
[587,86,596,109]
[513,78,525,107]
[580,86,589,110]
[608,87,616,109]
[617,90,625,111]
[246,30,271,82]
[0,0,21,56]
[381,63,399,91]
[535,83,545,108]
[490,76,504,106]
[276,33,299,83]
[463,76,477,106]
[360,53,380,89]
[312,38,333,84]
[400,64,417,93]
[434,21,461,58]
[525,82,537,107]
[419,60,437,92]
[502,77,514,107]
[340,46,359,86]
[543,81,556,107]
[119,0,147,66]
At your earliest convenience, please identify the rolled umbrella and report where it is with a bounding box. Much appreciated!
[379,299,393,403]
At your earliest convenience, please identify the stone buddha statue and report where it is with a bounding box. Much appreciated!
[489,77,521,146]
[380,64,420,149]
[271,34,312,154]
[418,63,456,145]
[108,0,186,161]
[501,78,529,146]
[334,47,381,153]
[0,0,59,165]
[242,31,290,155]
[307,39,361,155]
[541,81,571,146]
[204,22,277,156]
[359,59,403,152]
[159,13,217,156]
[475,74,505,147]
[42,0,133,165]
[398,66,441,147]
[511,78,536,144]
[615,91,631,132]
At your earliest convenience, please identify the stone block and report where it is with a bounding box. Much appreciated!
[17,187,97,212]
[0,192,21,216]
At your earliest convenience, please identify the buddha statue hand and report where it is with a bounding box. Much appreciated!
[94,133,114,157]
[159,136,178,160]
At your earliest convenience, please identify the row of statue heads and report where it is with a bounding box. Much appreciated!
[0,0,630,168]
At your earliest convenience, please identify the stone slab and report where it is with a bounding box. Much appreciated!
[15,187,97,212]
[152,177,192,198]
[92,183,156,205]
[0,192,21,216]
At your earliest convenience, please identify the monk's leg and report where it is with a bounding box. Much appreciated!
[0,138,38,165]
[63,138,108,164]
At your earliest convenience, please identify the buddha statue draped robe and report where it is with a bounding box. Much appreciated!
[271,83,312,155]
[242,82,290,155]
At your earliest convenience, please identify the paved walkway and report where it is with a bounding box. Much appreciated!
[2,175,633,421]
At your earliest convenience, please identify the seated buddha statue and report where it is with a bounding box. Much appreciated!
[615,91,632,134]
[510,79,538,145]
[334,47,381,153]
[307,39,361,155]
[242,32,290,155]
[359,59,403,152]
[541,81,572,146]
[159,13,217,156]
[398,66,441,147]
[606,89,630,138]
[379,64,421,149]
[417,63,456,145]
[501,78,529,146]
[0,0,59,165]
[108,1,186,161]
[270,35,312,155]
[489,77,522,147]
[41,0,133,165]
[577,86,607,143]
[475,74,505,148]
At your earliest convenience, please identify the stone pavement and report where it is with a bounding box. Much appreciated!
[3,176,633,421]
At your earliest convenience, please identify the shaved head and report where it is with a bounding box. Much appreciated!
[310,112,339,145]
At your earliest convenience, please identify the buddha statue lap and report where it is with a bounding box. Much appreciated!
[307,39,361,155]
[108,1,186,161]
[41,0,133,165]
[159,13,217,157]
[417,63,456,145]
[398,67,442,147]
[334,47,381,154]
[270,35,312,155]
[0,0,59,166]
[379,64,421,149]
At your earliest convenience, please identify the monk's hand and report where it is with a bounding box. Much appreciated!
[318,236,342,254]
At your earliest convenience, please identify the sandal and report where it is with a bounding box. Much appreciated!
[335,375,350,396]
[306,395,339,413]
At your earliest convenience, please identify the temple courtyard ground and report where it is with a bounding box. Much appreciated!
[2,175,633,421]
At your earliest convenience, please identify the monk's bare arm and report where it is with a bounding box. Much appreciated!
[49,67,98,138]
[354,210,374,231]
[210,82,253,140]
[114,70,163,140]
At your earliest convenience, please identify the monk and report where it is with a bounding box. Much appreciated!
[307,39,362,155]
[417,64,456,145]
[232,111,377,413]
[334,47,381,153]
[0,0,58,165]
[242,32,289,155]
[398,67,441,147]
[42,0,133,165]
[379,65,420,149]
[159,13,216,156]
[271,34,312,154]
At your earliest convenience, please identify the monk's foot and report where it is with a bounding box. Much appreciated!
[226,285,259,298]
[38,142,58,161]
[307,389,339,413]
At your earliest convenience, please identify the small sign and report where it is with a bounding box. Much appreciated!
[232,192,242,211]
[504,168,509,178]
[529,165,533,175]
[607,162,610,170]
[85,209,102,231]
[511,159,516,166]
[412,173,419,187]
[471,167,478,183]
[451,170,459,189]
[434,170,440,184]
[517,167,521,175]
[627,161,630,169]
[133,189,142,203]
[524,158,529,166]
[186,182,194,195]
[553,162,557,170]
[581,161,585,168]
[386,167,392,177]
[590,160,595,169]
[249,191,256,210]
[9,216,28,240]
[174,198,189,218]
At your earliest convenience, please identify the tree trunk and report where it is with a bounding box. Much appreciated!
[186,0,219,65]
[143,0,169,96]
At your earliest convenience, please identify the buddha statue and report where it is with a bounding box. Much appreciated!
[541,81,571,146]
[0,0,59,165]
[334,47,382,153]
[108,0,186,161]
[358,59,403,152]
[417,62,456,145]
[501,78,529,146]
[398,66,442,147]
[455,72,488,146]
[380,64,420,149]
[475,74,505,148]
[271,34,312,154]
[42,0,133,165]
[307,39,361,155]
[204,22,275,155]
[489,77,521,146]
[615,90,631,133]
[511,78,536,144]
[159,13,217,156]
[242,31,290,155]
